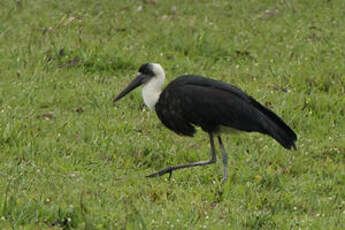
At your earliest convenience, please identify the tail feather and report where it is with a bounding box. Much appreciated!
[250,97,297,150]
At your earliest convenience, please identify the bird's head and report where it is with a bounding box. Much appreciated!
[113,63,165,103]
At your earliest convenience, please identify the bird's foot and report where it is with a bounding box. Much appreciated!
[146,167,173,180]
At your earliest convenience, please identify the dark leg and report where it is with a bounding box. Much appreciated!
[217,136,228,183]
[146,133,217,179]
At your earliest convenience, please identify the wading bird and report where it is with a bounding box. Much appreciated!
[113,63,297,183]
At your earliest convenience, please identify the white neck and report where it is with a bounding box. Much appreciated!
[142,63,165,110]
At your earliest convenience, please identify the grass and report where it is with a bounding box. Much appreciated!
[0,0,344,229]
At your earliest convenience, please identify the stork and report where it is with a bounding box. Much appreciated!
[113,63,297,183]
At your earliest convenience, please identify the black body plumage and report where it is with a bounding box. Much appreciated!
[155,75,297,150]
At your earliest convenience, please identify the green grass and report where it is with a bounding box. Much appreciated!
[1,0,344,229]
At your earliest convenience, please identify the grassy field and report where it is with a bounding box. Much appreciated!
[1,0,344,229]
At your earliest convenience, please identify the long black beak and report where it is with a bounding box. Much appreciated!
[113,74,146,103]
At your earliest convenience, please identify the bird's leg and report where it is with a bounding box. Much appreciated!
[168,171,173,181]
[217,135,228,184]
[146,133,217,179]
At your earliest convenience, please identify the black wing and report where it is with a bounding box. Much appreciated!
[155,75,297,149]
